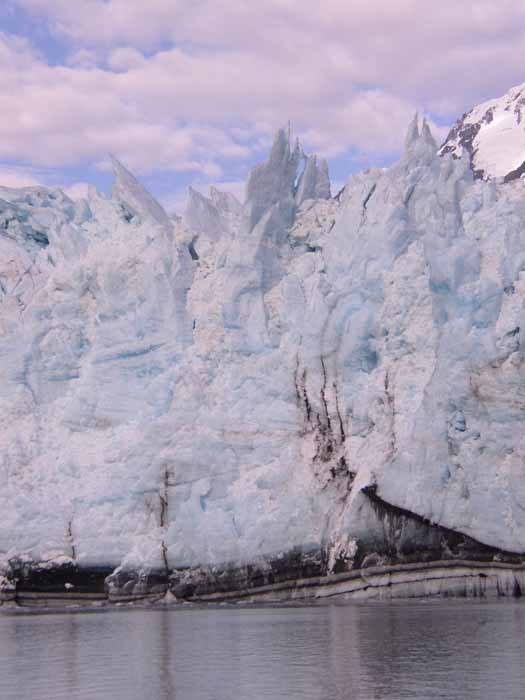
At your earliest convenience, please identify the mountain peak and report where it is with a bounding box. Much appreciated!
[439,82,525,182]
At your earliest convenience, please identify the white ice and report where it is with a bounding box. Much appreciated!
[1,113,525,579]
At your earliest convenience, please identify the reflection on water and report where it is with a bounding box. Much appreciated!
[1,601,524,699]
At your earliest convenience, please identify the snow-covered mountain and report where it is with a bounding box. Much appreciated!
[2,93,525,603]
[439,82,525,181]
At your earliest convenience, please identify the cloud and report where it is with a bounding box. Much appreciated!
[0,28,419,179]
[0,165,90,201]
[0,165,42,188]
[15,0,525,113]
[4,0,525,193]
[0,34,249,176]
[107,47,146,72]
[62,181,90,200]
[66,48,99,69]
[17,0,185,49]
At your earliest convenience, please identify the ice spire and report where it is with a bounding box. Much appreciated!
[295,156,331,204]
[316,158,331,199]
[405,113,420,151]
[110,155,171,229]
[209,187,242,216]
[244,127,302,230]
[420,117,437,149]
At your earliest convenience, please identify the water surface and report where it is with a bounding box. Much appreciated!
[1,601,524,699]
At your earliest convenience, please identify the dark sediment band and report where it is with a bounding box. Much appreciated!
[2,559,525,608]
[2,487,524,607]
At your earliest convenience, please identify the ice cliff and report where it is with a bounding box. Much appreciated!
[2,95,525,599]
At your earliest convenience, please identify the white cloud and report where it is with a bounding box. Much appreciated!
[0,29,418,180]
[0,36,250,176]
[66,48,99,69]
[107,47,145,72]
[0,165,42,188]
[0,166,90,200]
[17,0,185,49]
[4,0,525,189]
[62,181,90,200]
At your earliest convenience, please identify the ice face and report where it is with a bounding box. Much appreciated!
[295,155,331,205]
[1,118,525,578]
[184,186,242,244]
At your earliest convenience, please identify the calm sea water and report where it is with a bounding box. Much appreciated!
[1,601,524,700]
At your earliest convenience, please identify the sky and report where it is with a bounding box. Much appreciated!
[1,0,525,214]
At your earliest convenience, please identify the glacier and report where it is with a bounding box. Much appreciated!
[2,108,525,603]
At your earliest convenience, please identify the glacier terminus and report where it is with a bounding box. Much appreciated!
[2,85,525,605]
